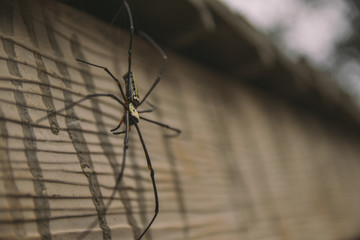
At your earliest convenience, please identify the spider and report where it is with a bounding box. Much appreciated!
[37,1,180,239]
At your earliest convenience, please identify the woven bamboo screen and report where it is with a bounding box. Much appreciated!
[1,1,360,240]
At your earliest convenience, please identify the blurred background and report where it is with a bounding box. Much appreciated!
[222,0,360,103]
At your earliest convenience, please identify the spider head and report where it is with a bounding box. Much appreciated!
[128,103,139,125]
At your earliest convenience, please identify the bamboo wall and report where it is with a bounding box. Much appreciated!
[1,1,360,239]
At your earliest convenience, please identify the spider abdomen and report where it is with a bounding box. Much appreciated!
[123,71,140,107]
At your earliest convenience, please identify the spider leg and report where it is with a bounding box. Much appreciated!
[112,130,126,135]
[35,93,126,124]
[77,110,130,240]
[138,101,157,113]
[134,123,158,240]
[112,125,132,135]
[123,1,134,74]
[104,110,130,216]
[140,116,181,137]
[76,1,134,100]
[110,115,125,132]
[76,59,126,100]
[138,31,168,106]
